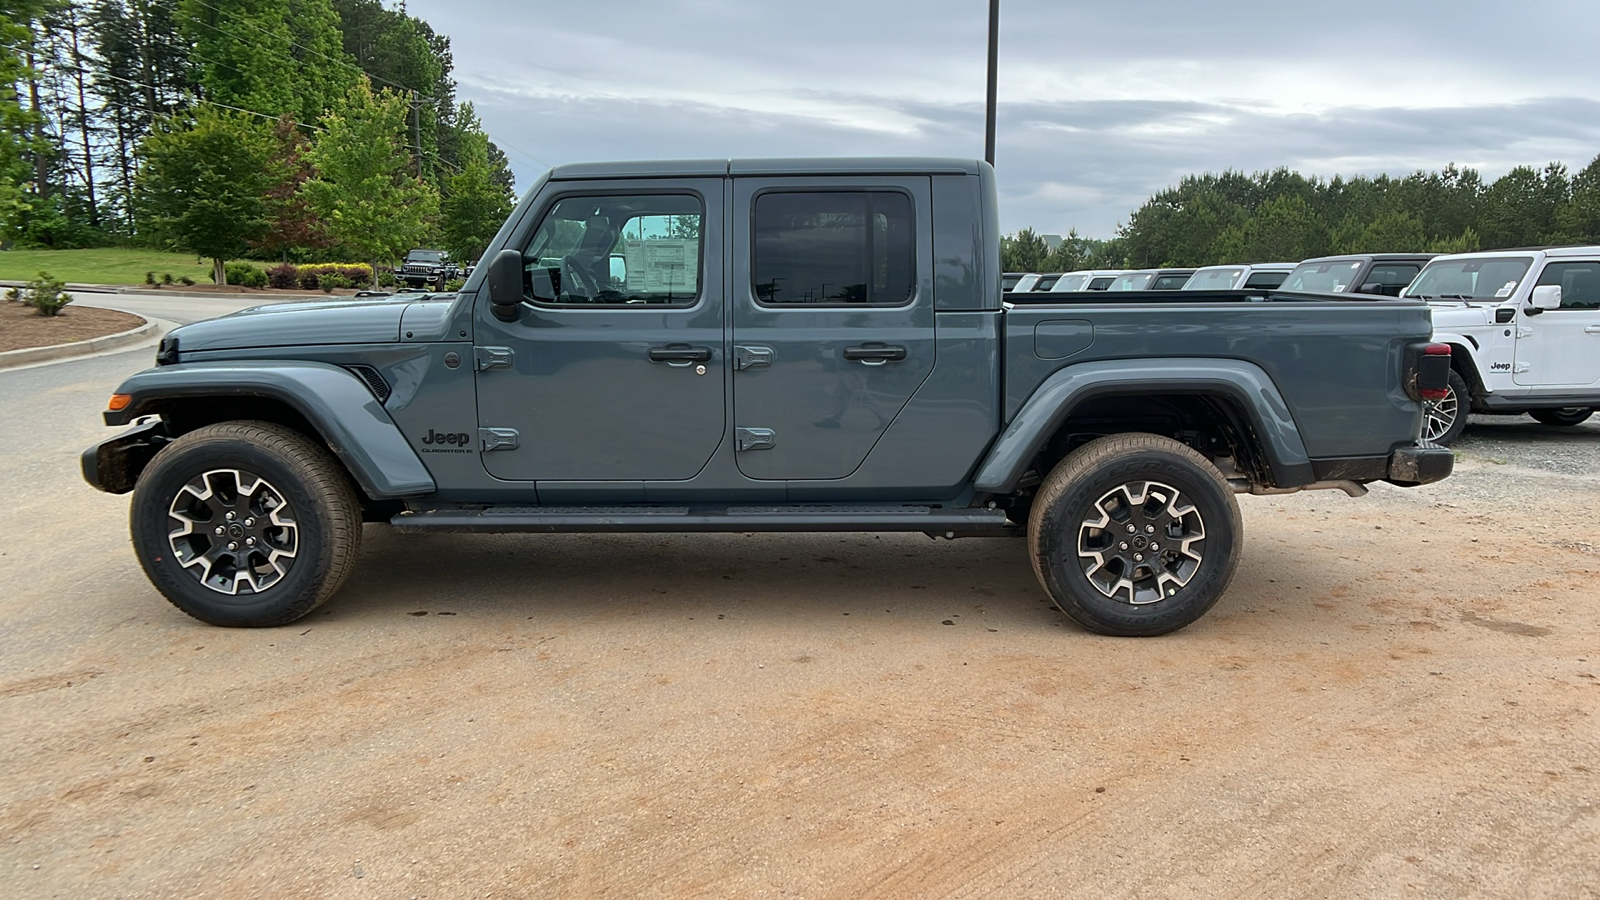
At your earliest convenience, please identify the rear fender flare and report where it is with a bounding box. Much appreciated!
[104,360,436,499]
[972,358,1314,494]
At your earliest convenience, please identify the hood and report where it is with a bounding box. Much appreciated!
[171,295,421,353]
[1427,301,1495,330]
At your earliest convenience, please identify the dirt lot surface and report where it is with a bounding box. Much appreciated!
[2,361,1596,898]
[0,301,144,352]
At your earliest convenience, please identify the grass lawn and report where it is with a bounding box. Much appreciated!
[0,248,255,286]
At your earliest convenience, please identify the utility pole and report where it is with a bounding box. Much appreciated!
[985,0,999,167]
[410,91,423,178]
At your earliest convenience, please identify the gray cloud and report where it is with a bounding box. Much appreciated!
[412,0,1600,237]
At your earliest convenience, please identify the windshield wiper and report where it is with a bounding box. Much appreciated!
[1437,294,1473,300]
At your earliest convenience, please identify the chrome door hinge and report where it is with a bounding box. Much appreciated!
[733,345,773,370]
[480,427,520,451]
[475,346,514,371]
[735,427,775,451]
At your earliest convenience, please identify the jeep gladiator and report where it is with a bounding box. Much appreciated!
[83,158,1453,636]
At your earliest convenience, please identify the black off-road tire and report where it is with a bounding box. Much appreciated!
[1423,370,1470,445]
[130,421,363,627]
[1028,434,1242,637]
[1529,407,1595,427]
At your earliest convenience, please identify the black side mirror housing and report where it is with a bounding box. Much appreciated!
[487,249,527,322]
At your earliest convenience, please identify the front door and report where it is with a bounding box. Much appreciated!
[1514,260,1600,387]
[474,180,725,481]
[729,177,935,481]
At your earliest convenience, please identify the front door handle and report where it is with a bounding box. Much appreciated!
[843,345,907,364]
[648,345,713,364]
[1585,325,1600,334]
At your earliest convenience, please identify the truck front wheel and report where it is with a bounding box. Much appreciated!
[130,421,363,627]
[1028,434,1242,636]
[1528,407,1594,427]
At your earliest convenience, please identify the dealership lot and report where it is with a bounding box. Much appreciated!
[1,329,1595,898]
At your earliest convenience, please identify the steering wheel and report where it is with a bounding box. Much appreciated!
[559,256,600,300]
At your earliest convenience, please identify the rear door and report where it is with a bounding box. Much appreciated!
[728,177,935,481]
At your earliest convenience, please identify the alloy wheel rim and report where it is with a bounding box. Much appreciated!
[1422,386,1459,442]
[1077,480,1205,605]
[166,469,298,595]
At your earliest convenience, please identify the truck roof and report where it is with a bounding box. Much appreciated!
[1421,246,1600,263]
[548,158,986,179]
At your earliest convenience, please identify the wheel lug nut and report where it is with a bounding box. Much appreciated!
[214,526,225,535]
[1134,553,1144,562]
[1151,543,1161,552]
[1120,542,1129,550]
[227,542,238,551]
[1145,525,1155,533]
[244,518,255,527]
[1125,525,1135,534]
[225,511,236,521]
[245,537,255,546]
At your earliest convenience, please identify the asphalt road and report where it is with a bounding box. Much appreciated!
[2,297,1596,899]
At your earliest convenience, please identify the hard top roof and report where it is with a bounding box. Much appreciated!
[1294,253,1438,265]
[548,158,985,179]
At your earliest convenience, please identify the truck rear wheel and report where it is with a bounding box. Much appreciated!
[130,421,363,627]
[1027,434,1242,636]
[1422,370,1469,445]
[1528,407,1594,427]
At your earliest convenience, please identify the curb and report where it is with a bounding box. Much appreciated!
[0,316,161,370]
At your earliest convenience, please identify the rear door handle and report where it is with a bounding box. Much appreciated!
[1585,325,1600,334]
[843,345,907,364]
[648,345,712,364]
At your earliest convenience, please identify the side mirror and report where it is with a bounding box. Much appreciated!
[1528,284,1562,311]
[487,249,528,322]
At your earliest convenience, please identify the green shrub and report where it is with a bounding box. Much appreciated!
[4,286,20,302]
[297,270,320,290]
[23,271,72,316]
[320,274,352,293]
[144,271,157,286]
[224,262,267,288]
[179,275,195,286]
[376,268,397,288]
[442,277,465,292]
[160,272,173,285]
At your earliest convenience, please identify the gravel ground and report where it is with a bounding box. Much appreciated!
[1,362,1596,899]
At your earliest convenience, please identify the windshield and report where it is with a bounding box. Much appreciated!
[1403,257,1534,301]
[1184,268,1244,290]
[1052,273,1091,291]
[406,250,446,263]
[1106,272,1155,291]
[1002,273,1023,291]
[1282,260,1364,292]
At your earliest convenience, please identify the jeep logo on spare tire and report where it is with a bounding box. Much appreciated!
[422,429,471,446]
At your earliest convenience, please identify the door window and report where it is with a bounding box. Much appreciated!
[1243,270,1288,289]
[522,194,703,306]
[1537,261,1600,309]
[751,191,915,306]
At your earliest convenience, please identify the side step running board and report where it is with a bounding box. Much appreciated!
[391,504,1018,537]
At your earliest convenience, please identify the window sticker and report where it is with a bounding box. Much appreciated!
[1332,283,1346,292]
[1495,282,1516,298]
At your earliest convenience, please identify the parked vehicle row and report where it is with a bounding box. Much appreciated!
[1002,254,1423,296]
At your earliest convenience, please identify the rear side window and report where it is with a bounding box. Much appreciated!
[752,191,916,306]
[1243,271,1288,289]
[1086,276,1114,290]
[1184,268,1244,290]
[1149,273,1190,290]
[1364,264,1420,296]
[1537,261,1600,309]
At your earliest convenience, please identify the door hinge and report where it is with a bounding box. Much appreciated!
[480,427,520,451]
[1516,327,1534,339]
[733,345,773,371]
[1513,362,1531,374]
[476,346,514,371]
[735,427,775,452]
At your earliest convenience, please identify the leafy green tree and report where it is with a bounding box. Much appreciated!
[136,108,274,284]
[1556,154,1600,245]
[1479,163,1568,249]
[438,103,510,264]
[0,1,43,236]
[181,0,357,127]
[1000,227,1051,272]
[255,113,327,261]
[303,79,438,285]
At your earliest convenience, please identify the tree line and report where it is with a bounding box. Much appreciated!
[1002,156,1600,273]
[1,0,516,284]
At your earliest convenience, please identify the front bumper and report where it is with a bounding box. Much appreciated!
[1386,441,1453,486]
[81,420,168,494]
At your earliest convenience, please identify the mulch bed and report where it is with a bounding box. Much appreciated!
[0,300,146,353]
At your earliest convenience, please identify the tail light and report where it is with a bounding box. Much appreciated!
[1417,343,1452,401]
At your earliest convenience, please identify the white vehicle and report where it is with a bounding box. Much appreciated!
[1405,247,1600,443]
[1050,269,1125,292]
[1010,273,1044,293]
[1181,263,1297,291]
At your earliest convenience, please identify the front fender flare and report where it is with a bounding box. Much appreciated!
[972,358,1314,494]
[104,360,436,499]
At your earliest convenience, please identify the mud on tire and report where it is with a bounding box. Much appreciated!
[1028,433,1242,637]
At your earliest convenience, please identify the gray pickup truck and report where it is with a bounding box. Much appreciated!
[83,158,1453,636]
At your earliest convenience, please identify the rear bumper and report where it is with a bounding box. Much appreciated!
[1386,441,1453,486]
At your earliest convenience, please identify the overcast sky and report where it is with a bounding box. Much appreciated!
[409,0,1600,239]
